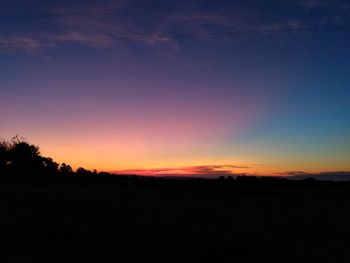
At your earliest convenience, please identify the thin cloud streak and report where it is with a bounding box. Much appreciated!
[299,0,348,10]
[2,0,348,53]
[113,164,251,178]
[280,171,350,181]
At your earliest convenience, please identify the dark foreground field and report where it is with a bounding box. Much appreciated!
[1,177,350,262]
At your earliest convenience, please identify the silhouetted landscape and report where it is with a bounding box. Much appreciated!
[1,137,350,262]
[2,0,350,262]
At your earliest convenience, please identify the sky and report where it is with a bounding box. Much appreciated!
[1,0,350,177]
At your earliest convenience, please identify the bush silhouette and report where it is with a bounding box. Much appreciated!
[0,136,63,177]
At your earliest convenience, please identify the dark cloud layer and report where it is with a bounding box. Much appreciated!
[113,164,250,178]
[281,171,350,181]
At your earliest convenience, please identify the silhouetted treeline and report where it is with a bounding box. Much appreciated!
[0,136,101,178]
[1,136,350,187]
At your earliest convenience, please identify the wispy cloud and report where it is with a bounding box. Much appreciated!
[0,1,179,53]
[0,36,42,53]
[113,164,251,178]
[279,171,350,181]
[2,0,348,54]
[299,0,349,11]
[299,0,332,10]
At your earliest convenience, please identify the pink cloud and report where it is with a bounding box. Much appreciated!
[0,36,41,53]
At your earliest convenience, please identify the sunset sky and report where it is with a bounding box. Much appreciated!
[1,0,350,177]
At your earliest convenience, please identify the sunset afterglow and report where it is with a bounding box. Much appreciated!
[1,0,349,177]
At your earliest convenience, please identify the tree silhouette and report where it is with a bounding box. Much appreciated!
[0,140,9,174]
[76,167,93,176]
[0,136,61,177]
[59,163,73,176]
[9,141,42,174]
[42,157,59,175]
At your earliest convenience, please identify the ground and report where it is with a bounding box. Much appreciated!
[0,178,350,262]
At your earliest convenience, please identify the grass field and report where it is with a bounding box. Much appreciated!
[1,178,350,262]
